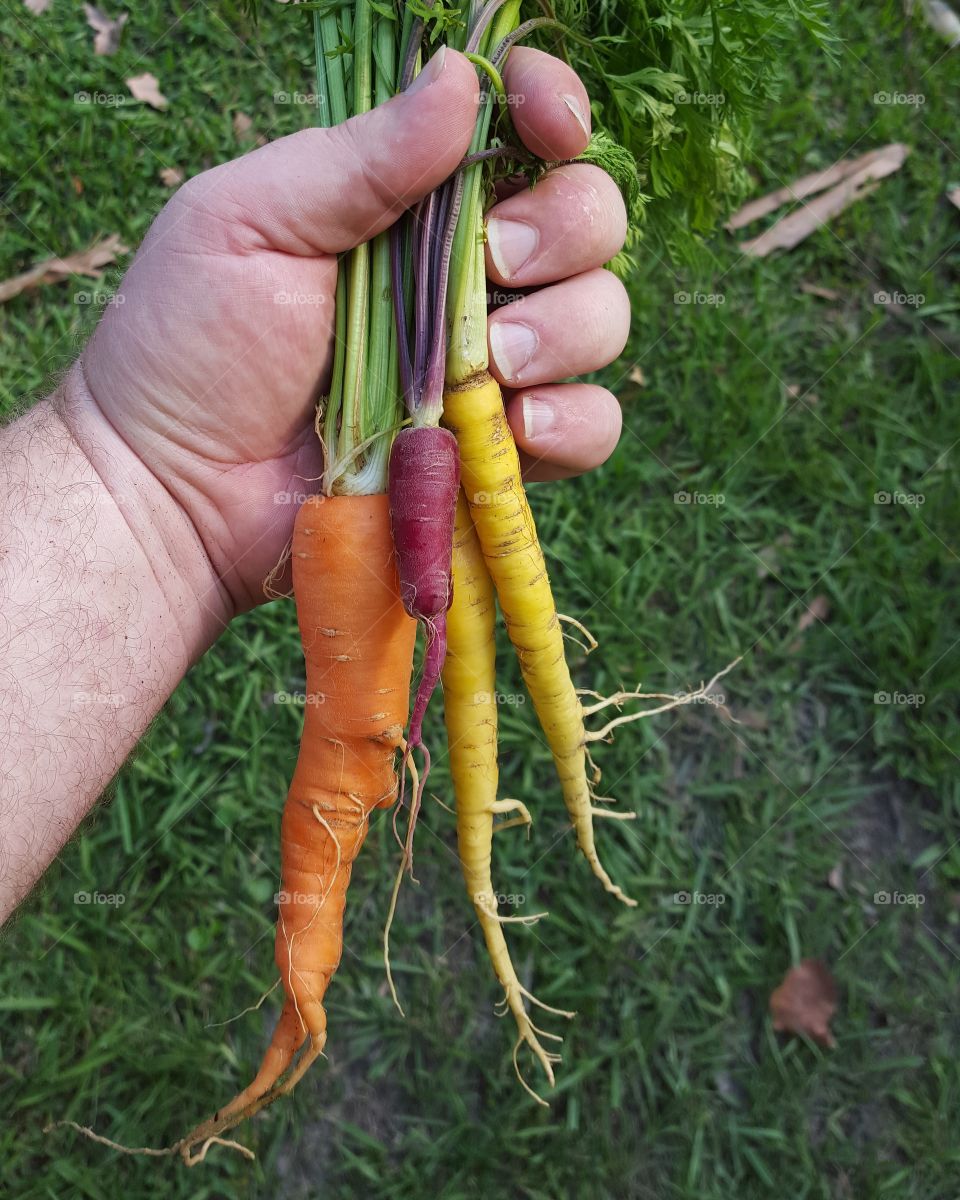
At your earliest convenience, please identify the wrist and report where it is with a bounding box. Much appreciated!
[53,363,234,665]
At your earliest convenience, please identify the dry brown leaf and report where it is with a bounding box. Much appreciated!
[948,187,960,211]
[159,166,184,187]
[770,958,838,1048]
[796,594,831,636]
[127,72,168,110]
[629,365,646,386]
[83,4,128,55]
[737,145,910,257]
[233,112,266,147]
[727,145,910,232]
[0,234,128,304]
[800,282,841,301]
[755,547,781,579]
[756,532,793,580]
[24,0,52,12]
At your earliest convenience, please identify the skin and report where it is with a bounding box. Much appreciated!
[0,48,629,920]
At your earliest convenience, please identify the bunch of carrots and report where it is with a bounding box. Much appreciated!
[49,0,839,1166]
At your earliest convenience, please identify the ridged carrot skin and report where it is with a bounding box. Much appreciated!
[388,425,459,622]
[443,372,635,907]
[388,425,460,751]
[442,491,565,1091]
[180,493,416,1160]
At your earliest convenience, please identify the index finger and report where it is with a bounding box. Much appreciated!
[501,46,591,161]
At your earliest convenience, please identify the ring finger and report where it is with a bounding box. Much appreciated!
[488,268,630,389]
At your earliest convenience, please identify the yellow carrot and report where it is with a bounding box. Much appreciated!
[443,372,637,907]
[442,491,573,1099]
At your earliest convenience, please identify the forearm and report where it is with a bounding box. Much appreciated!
[0,366,231,919]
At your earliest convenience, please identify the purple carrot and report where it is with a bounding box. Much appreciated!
[388,426,460,622]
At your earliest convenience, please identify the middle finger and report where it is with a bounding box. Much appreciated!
[485,163,627,288]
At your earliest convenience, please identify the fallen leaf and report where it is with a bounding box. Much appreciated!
[800,282,841,301]
[783,384,820,405]
[919,0,960,45]
[159,166,184,187]
[0,234,128,304]
[23,0,51,12]
[756,547,781,579]
[770,958,838,1048]
[83,4,128,55]
[629,365,646,386]
[795,594,831,636]
[727,146,910,231]
[127,72,167,110]
[756,532,793,580]
[948,187,960,211]
[736,145,910,257]
[789,595,831,652]
[232,111,267,147]
[827,862,844,891]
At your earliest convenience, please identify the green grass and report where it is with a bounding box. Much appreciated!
[2,2,960,1197]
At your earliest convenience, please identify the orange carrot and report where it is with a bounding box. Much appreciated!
[178,493,416,1163]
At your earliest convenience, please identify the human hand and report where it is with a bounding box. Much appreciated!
[73,46,628,623]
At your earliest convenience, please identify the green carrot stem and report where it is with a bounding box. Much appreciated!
[445,0,523,385]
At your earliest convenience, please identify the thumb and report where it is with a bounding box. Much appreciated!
[181,48,480,256]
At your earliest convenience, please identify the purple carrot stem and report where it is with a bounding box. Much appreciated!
[399,18,425,91]
[413,191,438,408]
[466,0,522,53]
[391,220,415,411]
[491,16,561,66]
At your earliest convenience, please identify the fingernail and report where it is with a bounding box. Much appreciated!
[522,394,556,442]
[405,45,446,95]
[490,321,539,382]
[486,218,539,279]
[562,93,590,140]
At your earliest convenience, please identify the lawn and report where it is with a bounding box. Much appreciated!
[2,2,959,1197]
